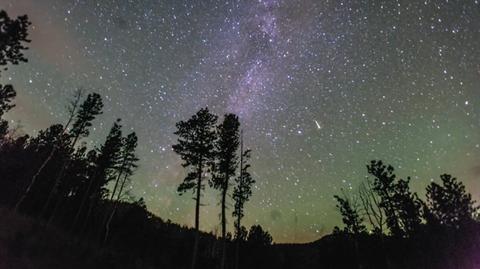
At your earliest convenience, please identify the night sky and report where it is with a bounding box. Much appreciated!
[2,0,479,243]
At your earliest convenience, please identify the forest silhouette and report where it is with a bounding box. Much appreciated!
[0,10,479,269]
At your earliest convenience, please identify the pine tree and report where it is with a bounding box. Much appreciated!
[247,225,272,246]
[0,10,31,141]
[15,92,103,214]
[103,132,139,244]
[334,192,366,269]
[426,174,477,228]
[0,84,17,140]
[0,84,16,118]
[232,146,254,238]
[72,119,122,232]
[18,124,71,214]
[232,131,255,269]
[172,107,217,269]
[367,160,402,236]
[44,92,104,221]
[0,10,31,69]
[393,176,422,236]
[68,93,104,146]
[14,90,83,213]
[367,160,422,237]
[211,113,240,269]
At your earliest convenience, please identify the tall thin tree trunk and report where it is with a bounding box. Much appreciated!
[234,132,244,269]
[220,178,228,269]
[109,160,126,201]
[71,170,97,232]
[191,163,202,269]
[99,163,125,242]
[41,131,84,221]
[103,169,128,245]
[14,145,58,212]
[103,200,117,245]
[14,91,82,213]
[39,161,67,220]
[221,190,227,239]
[234,214,241,269]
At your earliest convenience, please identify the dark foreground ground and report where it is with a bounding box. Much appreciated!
[0,206,479,269]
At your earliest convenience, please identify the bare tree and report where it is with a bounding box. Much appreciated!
[358,179,386,234]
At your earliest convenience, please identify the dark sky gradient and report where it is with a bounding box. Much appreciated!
[2,0,480,243]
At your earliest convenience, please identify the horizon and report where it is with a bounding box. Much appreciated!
[2,0,479,243]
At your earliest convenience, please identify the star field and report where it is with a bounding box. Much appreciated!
[2,0,480,243]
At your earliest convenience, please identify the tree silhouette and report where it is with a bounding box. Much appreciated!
[334,193,365,235]
[232,132,255,269]
[0,10,31,69]
[15,90,83,215]
[69,93,104,146]
[172,107,218,269]
[14,92,103,214]
[358,179,386,234]
[6,124,68,215]
[44,92,104,222]
[103,132,139,244]
[72,119,123,232]
[367,160,421,237]
[235,225,248,241]
[0,11,478,266]
[211,113,240,269]
[247,225,272,246]
[0,84,16,117]
[334,191,367,269]
[367,161,402,236]
[108,132,139,201]
[13,121,69,212]
[393,176,422,236]
[425,174,477,228]
[0,84,16,139]
[232,142,254,238]
[0,10,30,142]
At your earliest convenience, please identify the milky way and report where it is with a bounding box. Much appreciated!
[2,0,480,242]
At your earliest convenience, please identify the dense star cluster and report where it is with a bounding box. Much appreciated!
[3,0,479,242]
